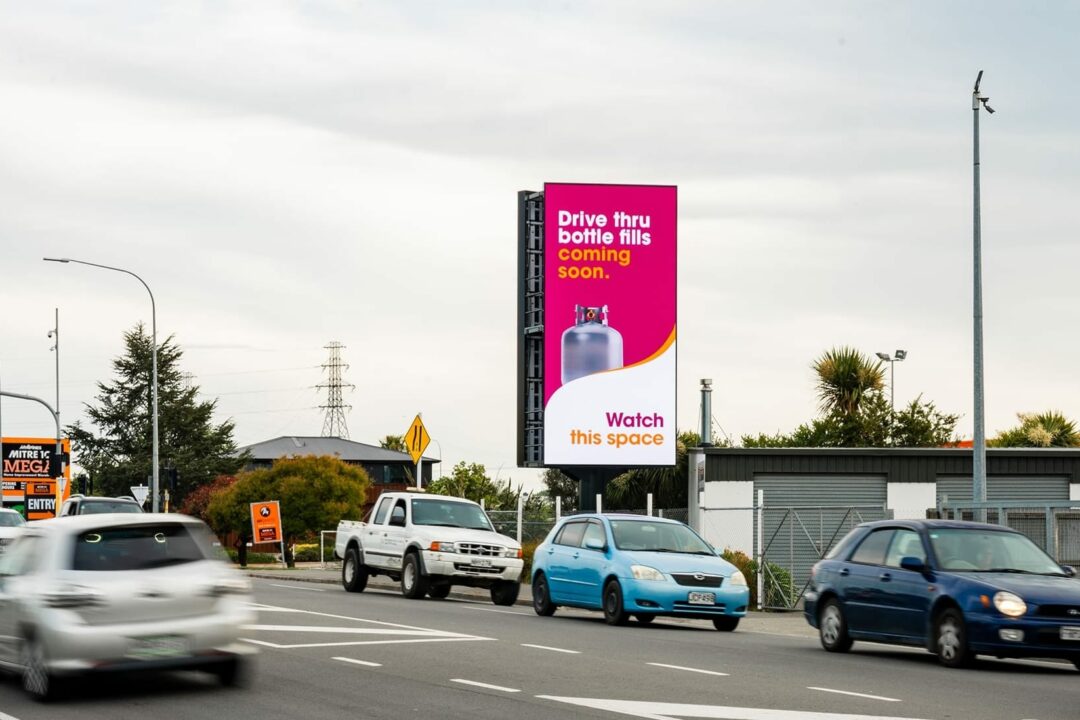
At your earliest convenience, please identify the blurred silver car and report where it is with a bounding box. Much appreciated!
[0,513,256,700]
[0,508,26,552]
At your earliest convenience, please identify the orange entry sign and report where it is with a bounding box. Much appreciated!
[250,501,283,544]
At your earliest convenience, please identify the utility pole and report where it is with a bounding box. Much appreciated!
[972,71,994,519]
[318,342,354,439]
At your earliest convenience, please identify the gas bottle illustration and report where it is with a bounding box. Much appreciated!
[561,305,624,384]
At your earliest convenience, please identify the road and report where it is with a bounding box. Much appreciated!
[0,577,1076,719]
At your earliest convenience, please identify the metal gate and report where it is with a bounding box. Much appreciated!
[756,502,888,610]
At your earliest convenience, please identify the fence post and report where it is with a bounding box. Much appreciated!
[1047,505,1057,557]
[555,495,562,523]
[658,509,664,519]
[320,531,325,567]
[480,498,485,510]
[756,488,764,611]
[516,494,523,544]
[647,493,653,517]
[596,494,602,514]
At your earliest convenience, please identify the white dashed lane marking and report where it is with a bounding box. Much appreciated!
[807,687,901,702]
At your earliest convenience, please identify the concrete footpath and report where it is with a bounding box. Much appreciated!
[244,563,817,638]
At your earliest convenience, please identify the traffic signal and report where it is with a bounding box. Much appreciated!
[167,467,178,493]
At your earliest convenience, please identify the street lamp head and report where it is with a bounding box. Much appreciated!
[876,352,891,362]
[895,350,907,361]
[43,257,70,263]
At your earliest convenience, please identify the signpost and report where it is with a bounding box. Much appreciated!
[405,414,431,489]
[250,500,286,568]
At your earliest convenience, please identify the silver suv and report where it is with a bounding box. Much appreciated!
[0,513,256,700]
[58,494,144,516]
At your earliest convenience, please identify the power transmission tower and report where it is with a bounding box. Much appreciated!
[317,342,354,439]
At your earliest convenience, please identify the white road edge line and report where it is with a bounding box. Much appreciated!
[450,679,521,693]
[333,656,382,667]
[807,687,901,703]
[268,583,326,592]
[647,662,729,677]
[465,606,528,616]
[521,643,580,654]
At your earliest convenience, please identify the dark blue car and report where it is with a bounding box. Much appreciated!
[804,519,1080,669]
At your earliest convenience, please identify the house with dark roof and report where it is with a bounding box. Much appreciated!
[236,436,438,510]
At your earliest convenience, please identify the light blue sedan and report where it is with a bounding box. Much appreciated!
[530,514,750,630]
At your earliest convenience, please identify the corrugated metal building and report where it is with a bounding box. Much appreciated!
[693,448,1080,598]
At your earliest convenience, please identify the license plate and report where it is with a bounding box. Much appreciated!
[688,592,716,605]
[1061,626,1080,641]
[471,558,492,568]
[127,635,187,660]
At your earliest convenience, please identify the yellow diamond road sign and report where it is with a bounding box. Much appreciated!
[405,415,430,465]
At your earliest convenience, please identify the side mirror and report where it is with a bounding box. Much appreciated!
[584,538,605,551]
[389,509,406,527]
[1061,565,1076,578]
[899,556,927,573]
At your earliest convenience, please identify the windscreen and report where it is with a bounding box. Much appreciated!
[0,513,25,527]
[81,500,142,514]
[72,523,212,571]
[610,520,714,555]
[929,528,1064,575]
[411,499,493,531]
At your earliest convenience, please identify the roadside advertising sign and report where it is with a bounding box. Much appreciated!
[250,501,283,544]
[543,183,677,466]
[26,481,58,521]
[2,437,71,518]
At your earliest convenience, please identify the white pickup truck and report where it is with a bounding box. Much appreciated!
[335,491,524,605]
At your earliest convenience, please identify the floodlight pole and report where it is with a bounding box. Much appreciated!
[44,258,159,512]
[972,71,993,519]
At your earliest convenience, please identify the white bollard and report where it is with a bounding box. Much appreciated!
[647,493,653,517]
[596,494,602,514]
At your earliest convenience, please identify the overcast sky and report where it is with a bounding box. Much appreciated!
[2,1,1078,492]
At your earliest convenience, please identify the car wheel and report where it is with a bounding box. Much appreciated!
[491,580,521,606]
[532,572,557,616]
[935,608,974,668]
[401,553,429,599]
[428,584,451,599]
[635,614,656,625]
[819,598,853,652]
[602,580,629,626]
[21,637,55,702]
[342,547,368,593]
[712,616,740,632]
[213,657,251,688]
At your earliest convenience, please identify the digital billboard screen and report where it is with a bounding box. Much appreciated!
[543,183,676,466]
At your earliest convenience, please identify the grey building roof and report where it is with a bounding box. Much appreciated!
[237,436,438,464]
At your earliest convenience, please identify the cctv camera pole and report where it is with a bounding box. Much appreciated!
[972,71,993,520]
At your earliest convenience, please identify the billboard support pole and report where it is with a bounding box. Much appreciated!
[1,391,63,516]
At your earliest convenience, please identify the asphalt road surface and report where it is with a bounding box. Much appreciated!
[0,578,1076,719]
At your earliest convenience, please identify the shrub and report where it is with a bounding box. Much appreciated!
[520,539,541,582]
[721,548,796,608]
[225,549,280,565]
[293,543,335,563]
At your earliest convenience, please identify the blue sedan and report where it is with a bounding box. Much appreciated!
[531,514,750,630]
[804,519,1080,669]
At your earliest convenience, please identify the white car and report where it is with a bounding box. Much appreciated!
[0,513,256,700]
[0,508,26,552]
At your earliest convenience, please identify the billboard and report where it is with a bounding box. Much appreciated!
[250,500,283,544]
[2,437,71,516]
[543,183,677,466]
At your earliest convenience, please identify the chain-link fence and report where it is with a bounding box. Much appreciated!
[485,507,693,546]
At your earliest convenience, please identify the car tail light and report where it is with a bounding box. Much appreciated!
[43,584,104,608]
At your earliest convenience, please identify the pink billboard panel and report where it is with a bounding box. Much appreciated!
[543,183,676,466]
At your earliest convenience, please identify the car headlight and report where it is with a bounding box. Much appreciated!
[429,541,456,553]
[993,591,1027,617]
[504,547,522,558]
[630,565,665,581]
[729,570,748,587]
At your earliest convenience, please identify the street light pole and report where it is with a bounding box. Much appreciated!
[44,257,160,512]
[48,308,59,436]
[875,350,907,412]
[972,71,994,518]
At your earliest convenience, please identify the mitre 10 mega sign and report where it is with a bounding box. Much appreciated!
[2,437,71,518]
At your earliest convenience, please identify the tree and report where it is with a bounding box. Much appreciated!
[992,411,1080,448]
[541,468,578,514]
[813,346,885,417]
[206,455,370,566]
[428,462,499,506]
[606,430,704,509]
[378,434,407,452]
[67,323,246,506]
[742,346,959,449]
[178,474,238,522]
